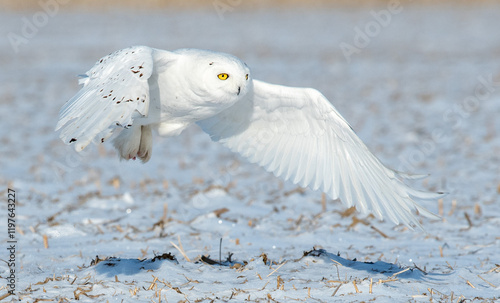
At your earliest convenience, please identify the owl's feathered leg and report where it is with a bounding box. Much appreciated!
[113,124,153,163]
[137,125,152,162]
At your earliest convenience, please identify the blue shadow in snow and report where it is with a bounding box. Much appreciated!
[303,249,448,282]
[93,253,178,277]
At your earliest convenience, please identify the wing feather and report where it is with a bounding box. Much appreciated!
[56,46,175,151]
[198,79,443,229]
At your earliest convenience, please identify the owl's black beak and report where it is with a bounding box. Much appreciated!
[237,86,241,95]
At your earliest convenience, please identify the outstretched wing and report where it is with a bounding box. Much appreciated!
[56,46,161,151]
[198,79,443,229]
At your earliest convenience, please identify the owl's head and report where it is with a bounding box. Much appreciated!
[175,49,252,107]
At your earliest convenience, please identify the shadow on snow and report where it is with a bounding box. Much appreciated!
[92,253,178,277]
[90,248,448,282]
[303,249,448,282]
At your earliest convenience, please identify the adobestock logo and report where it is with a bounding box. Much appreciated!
[340,0,404,63]
[7,0,71,54]
[213,0,242,21]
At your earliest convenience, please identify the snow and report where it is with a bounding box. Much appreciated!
[1,3,499,302]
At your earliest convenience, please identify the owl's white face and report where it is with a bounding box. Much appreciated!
[175,49,252,108]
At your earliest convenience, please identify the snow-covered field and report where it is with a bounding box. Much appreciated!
[1,3,499,302]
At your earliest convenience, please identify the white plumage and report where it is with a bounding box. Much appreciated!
[56,46,443,229]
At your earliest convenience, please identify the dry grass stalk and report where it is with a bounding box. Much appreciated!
[369,278,373,294]
[352,280,360,293]
[371,226,393,239]
[74,285,103,300]
[283,186,306,197]
[438,198,444,216]
[339,207,357,218]
[428,288,446,297]
[487,264,500,273]
[148,276,159,291]
[213,208,229,217]
[474,203,482,216]
[267,261,287,277]
[162,203,168,221]
[80,273,92,285]
[276,275,284,290]
[331,284,342,297]
[43,234,49,249]
[411,295,428,298]
[439,246,444,257]
[294,214,304,227]
[152,276,185,298]
[114,225,124,233]
[378,278,398,284]
[458,277,476,289]
[157,288,162,303]
[448,200,457,216]
[329,259,342,280]
[477,274,496,288]
[33,298,56,302]
[96,225,104,234]
[16,226,25,236]
[129,286,139,296]
[330,259,343,267]
[321,193,327,212]
[140,247,149,258]
[464,212,473,228]
[109,177,120,189]
[412,263,427,274]
[170,236,191,262]
[349,216,369,229]
[391,267,410,278]
[181,274,200,286]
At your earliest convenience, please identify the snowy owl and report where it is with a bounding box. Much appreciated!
[56,46,443,229]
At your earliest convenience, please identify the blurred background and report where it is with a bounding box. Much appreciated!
[2,0,499,189]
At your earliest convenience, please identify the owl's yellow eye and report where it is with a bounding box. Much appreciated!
[218,73,229,80]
